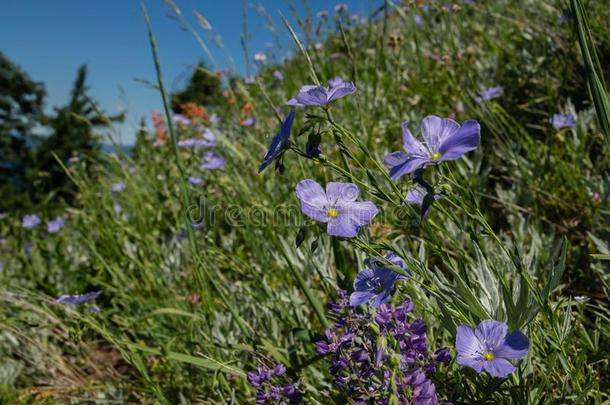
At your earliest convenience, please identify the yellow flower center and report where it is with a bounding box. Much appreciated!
[429,151,441,160]
[483,352,495,361]
[327,208,338,218]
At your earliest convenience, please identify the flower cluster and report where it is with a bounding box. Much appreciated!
[246,363,300,404]
[21,214,66,234]
[178,128,217,149]
[316,291,450,404]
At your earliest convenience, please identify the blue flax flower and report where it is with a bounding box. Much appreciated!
[201,152,225,170]
[456,319,529,378]
[188,176,204,186]
[273,71,284,81]
[287,78,355,107]
[47,217,65,233]
[350,252,407,306]
[22,214,41,229]
[178,129,217,149]
[259,110,296,172]
[172,113,191,126]
[384,116,480,179]
[56,291,102,305]
[111,181,126,193]
[475,86,503,103]
[295,180,378,238]
[241,116,256,127]
[550,113,576,129]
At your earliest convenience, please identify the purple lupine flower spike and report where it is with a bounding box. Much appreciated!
[246,363,300,404]
[317,294,445,403]
[350,252,407,307]
[550,113,576,129]
[456,319,529,378]
[56,291,102,305]
[201,152,226,170]
[295,180,378,238]
[384,116,480,179]
[259,110,296,172]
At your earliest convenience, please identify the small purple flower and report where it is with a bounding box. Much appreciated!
[550,113,576,129]
[178,139,208,149]
[188,176,204,186]
[209,113,220,124]
[259,110,296,172]
[271,364,286,376]
[172,114,191,126]
[350,252,407,307]
[273,70,284,81]
[111,181,126,193]
[247,363,300,404]
[295,180,378,238]
[201,152,226,170]
[475,86,503,103]
[178,129,216,149]
[242,116,256,127]
[287,78,356,107]
[245,75,256,84]
[113,202,123,214]
[56,291,102,305]
[22,214,41,229]
[47,217,65,233]
[456,320,529,378]
[384,116,481,179]
[414,14,423,26]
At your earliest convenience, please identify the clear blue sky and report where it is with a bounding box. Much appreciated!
[1,0,381,144]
